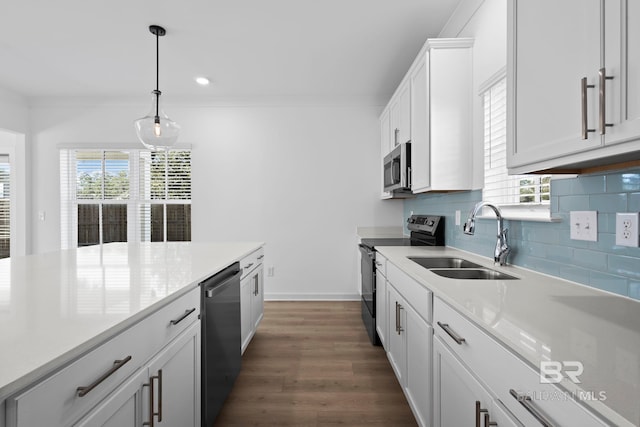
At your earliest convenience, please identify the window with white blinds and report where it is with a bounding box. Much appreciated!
[482,74,550,215]
[60,148,191,249]
[0,155,10,259]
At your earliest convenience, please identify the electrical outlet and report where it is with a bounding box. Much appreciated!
[267,266,275,277]
[570,211,598,241]
[615,212,639,247]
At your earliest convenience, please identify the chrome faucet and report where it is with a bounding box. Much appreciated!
[463,202,510,266]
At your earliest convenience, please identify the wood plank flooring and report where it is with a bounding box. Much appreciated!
[213,301,418,427]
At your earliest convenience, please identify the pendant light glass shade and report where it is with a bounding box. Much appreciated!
[134,25,180,151]
[134,90,180,150]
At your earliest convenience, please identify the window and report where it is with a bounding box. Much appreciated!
[60,148,191,249]
[481,71,551,219]
[0,155,9,259]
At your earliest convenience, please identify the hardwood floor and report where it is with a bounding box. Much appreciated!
[213,301,418,427]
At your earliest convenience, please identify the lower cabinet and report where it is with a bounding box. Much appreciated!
[74,321,201,427]
[386,281,432,427]
[5,288,201,427]
[240,248,265,354]
[433,297,608,427]
[433,335,520,426]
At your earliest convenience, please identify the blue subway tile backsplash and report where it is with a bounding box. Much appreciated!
[403,168,640,300]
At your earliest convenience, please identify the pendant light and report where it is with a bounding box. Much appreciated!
[134,25,180,150]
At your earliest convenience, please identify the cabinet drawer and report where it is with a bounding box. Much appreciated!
[241,247,264,279]
[7,287,200,427]
[434,298,607,427]
[387,262,432,324]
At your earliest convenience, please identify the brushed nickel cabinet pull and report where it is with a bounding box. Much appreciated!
[484,412,498,426]
[76,355,132,397]
[144,370,163,426]
[257,254,264,260]
[244,262,254,270]
[437,321,466,345]
[510,389,554,427]
[169,308,196,325]
[395,301,399,334]
[581,77,595,139]
[476,401,488,427]
[599,68,614,135]
[394,128,400,145]
[397,304,404,333]
[253,274,259,296]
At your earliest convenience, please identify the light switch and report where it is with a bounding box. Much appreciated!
[569,211,598,242]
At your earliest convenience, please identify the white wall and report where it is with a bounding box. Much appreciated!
[29,98,402,299]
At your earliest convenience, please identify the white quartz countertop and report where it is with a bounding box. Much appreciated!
[0,241,263,401]
[376,245,640,427]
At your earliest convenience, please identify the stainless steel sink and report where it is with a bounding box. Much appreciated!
[429,268,518,280]
[409,257,483,269]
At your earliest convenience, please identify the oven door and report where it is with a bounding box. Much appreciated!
[358,244,375,315]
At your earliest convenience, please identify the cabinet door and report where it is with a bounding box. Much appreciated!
[603,0,640,146]
[379,110,392,199]
[433,336,493,427]
[73,368,147,427]
[404,302,432,427]
[251,266,264,332]
[390,82,411,147]
[508,0,601,170]
[386,285,406,384]
[375,273,387,349]
[410,53,430,192]
[147,322,201,427]
[240,274,253,354]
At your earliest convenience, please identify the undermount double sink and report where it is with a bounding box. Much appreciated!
[408,257,518,280]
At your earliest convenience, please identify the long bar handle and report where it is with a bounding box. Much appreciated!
[169,308,196,325]
[77,355,132,397]
[598,68,614,135]
[510,389,554,427]
[581,77,595,139]
[395,301,399,334]
[437,321,466,345]
[476,401,488,427]
[397,303,404,333]
[254,273,259,296]
[144,370,163,426]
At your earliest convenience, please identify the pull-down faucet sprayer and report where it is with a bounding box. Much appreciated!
[463,201,510,266]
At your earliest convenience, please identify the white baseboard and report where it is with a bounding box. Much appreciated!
[265,292,360,301]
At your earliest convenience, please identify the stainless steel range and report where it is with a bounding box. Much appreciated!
[358,215,445,345]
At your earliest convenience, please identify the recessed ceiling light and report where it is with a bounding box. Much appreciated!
[195,77,210,86]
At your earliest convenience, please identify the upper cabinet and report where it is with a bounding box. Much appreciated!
[379,38,474,198]
[507,0,640,174]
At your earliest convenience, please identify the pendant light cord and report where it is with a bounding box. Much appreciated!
[155,30,160,120]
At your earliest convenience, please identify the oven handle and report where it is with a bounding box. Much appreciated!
[358,244,375,259]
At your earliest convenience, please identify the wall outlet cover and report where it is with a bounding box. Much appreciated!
[570,211,598,242]
[615,212,639,247]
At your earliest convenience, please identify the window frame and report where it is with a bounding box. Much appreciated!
[60,145,192,249]
[479,69,560,222]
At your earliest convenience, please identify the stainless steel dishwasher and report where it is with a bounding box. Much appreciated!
[200,262,241,426]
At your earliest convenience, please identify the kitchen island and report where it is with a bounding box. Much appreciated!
[0,241,263,426]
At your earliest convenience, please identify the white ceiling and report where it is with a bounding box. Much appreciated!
[1,0,461,102]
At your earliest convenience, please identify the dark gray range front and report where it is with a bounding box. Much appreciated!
[358,215,445,345]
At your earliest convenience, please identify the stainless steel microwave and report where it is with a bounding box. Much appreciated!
[383,143,411,192]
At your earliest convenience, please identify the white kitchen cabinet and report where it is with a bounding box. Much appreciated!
[6,287,201,427]
[75,322,200,427]
[240,248,264,354]
[389,80,411,148]
[385,264,433,427]
[508,0,640,173]
[433,336,521,426]
[375,253,388,349]
[410,39,473,193]
[379,109,393,199]
[73,368,147,427]
[434,297,607,427]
